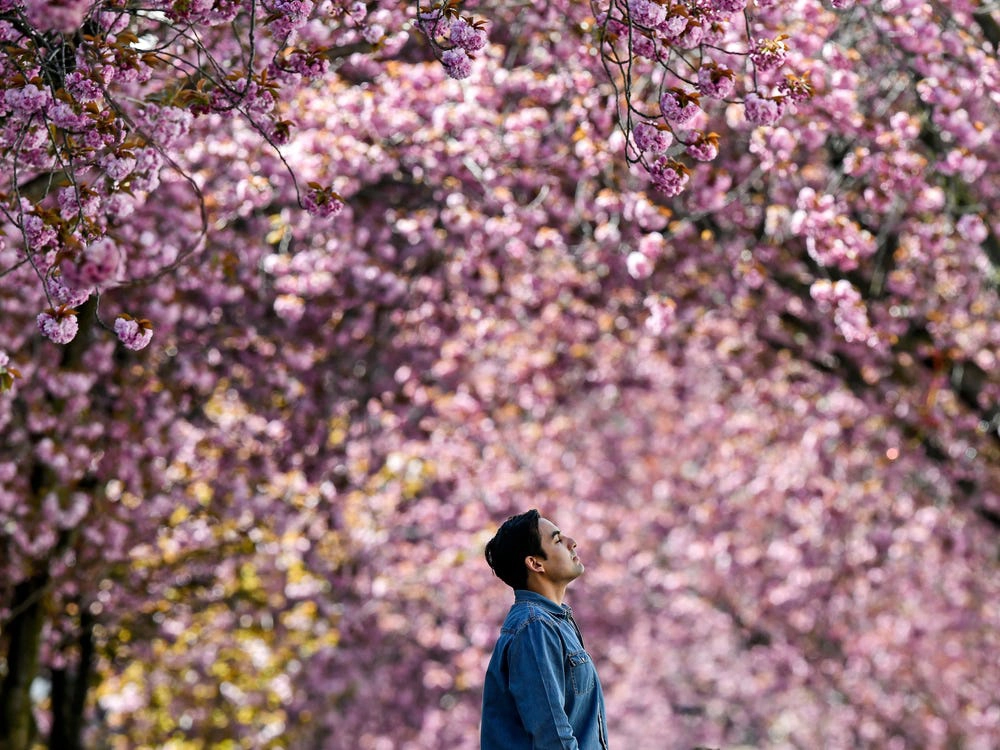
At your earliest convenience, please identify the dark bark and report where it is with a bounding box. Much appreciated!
[0,303,94,748]
[48,612,96,750]
[973,10,1000,51]
[0,575,48,750]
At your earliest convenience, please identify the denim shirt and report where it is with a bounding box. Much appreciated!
[481,590,609,750]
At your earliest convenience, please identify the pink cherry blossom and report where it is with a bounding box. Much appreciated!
[648,157,690,196]
[441,48,473,79]
[362,23,385,44]
[744,92,785,125]
[628,0,667,28]
[697,63,736,99]
[637,232,665,259]
[303,185,345,218]
[626,250,653,279]
[955,214,987,243]
[61,238,120,289]
[100,153,138,182]
[711,0,747,13]
[64,72,103,104]
[263,0,314,37]
[686,132,720,161]
[37,310,79,344]
[22,0,91,34]
[809,279,879,346]
[633,121,672,153]
[643,294,676,334]
[4,83,50,115]
[46,275,91,308]
[659,88,701,124]
[23,213,58,249]
[450,18,487,52]
[113,316,153,351]
[750,36,789,72]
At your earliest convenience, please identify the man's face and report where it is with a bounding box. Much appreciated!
[535,517,585,582]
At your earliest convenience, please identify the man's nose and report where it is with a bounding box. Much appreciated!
[567,536,577,550]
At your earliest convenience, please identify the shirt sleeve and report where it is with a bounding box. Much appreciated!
[507,618,579,750]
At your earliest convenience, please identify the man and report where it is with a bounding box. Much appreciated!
[481,509,610,750]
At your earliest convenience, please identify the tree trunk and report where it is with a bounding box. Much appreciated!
[0,574,48,750]
[49,611,95,750]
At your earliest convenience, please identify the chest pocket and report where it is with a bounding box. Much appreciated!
[567,649,595,695]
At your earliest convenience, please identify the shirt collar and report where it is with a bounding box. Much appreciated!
[513,589,572,618]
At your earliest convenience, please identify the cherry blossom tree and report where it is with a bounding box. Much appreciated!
[1,0,998,749]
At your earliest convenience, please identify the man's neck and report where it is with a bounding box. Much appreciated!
[525,578,568,606]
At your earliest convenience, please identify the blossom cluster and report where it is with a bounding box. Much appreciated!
[416,4,490,80]
[744,92,786,126]
[262,0,315,38]
[633,121,673,153]
[21,0,92,34]
[2,0,409,349]
[697,62,736,100]
[303,184,345,218]
[113,315,154,351]
[749,36,789,72]
[809,279,879,347]
[61,238,121,290]
[790,188,876,272]
[648,157,690,196]
[602,0,820,196]
[37,309,80,345]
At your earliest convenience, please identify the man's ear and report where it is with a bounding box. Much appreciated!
[525,556,544,574]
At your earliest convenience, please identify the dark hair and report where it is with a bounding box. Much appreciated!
[485,509,546,590]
